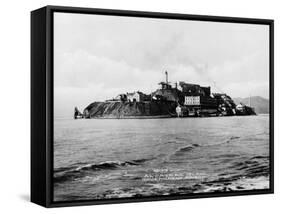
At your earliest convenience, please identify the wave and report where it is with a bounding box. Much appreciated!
[54,158,153,183]
[250,155,269,160]
[76,173,270,200]
[225,136,240,143]
[163,140,178,145]
[172,144,201,157]
[163,135,239,149]
[199,136,240,148]
[235,156,269,178]
[178,146,194,152]
[214,155,269,183]
[196,155,270,191]
[212,154,240,159]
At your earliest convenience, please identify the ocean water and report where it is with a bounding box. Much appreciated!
[53,115,270,201]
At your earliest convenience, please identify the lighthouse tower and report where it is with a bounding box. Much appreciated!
[165,71,168,84]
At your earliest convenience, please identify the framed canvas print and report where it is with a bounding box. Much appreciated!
[31,5,274,207]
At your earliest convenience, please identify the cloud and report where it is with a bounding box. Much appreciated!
[207,51,269,97]
[53,13,269,118]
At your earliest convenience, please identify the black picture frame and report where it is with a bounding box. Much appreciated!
[31,5,274,208]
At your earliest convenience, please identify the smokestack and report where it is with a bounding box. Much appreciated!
[165,71,168,84]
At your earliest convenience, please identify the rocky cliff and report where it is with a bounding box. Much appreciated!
[83,101,177,118]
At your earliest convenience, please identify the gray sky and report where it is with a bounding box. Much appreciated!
[54,12,269,118]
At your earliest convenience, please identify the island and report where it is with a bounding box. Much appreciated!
[74,72,256,119]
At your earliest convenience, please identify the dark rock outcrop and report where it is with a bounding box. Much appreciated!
[83,101,177,119]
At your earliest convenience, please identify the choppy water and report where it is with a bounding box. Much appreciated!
[54,115,270,201]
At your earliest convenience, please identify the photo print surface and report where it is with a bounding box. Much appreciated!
[53,12,270,202]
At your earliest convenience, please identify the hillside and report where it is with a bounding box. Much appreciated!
[233,96,269,114]
[83,101,177,118]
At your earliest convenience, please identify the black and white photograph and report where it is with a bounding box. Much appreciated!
[53,11,271,202]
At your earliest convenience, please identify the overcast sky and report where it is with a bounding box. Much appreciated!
[54,12,269,118]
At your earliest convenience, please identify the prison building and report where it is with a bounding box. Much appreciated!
[127,91,151,102]
[179,82,217,115]
[178,82,211,96]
